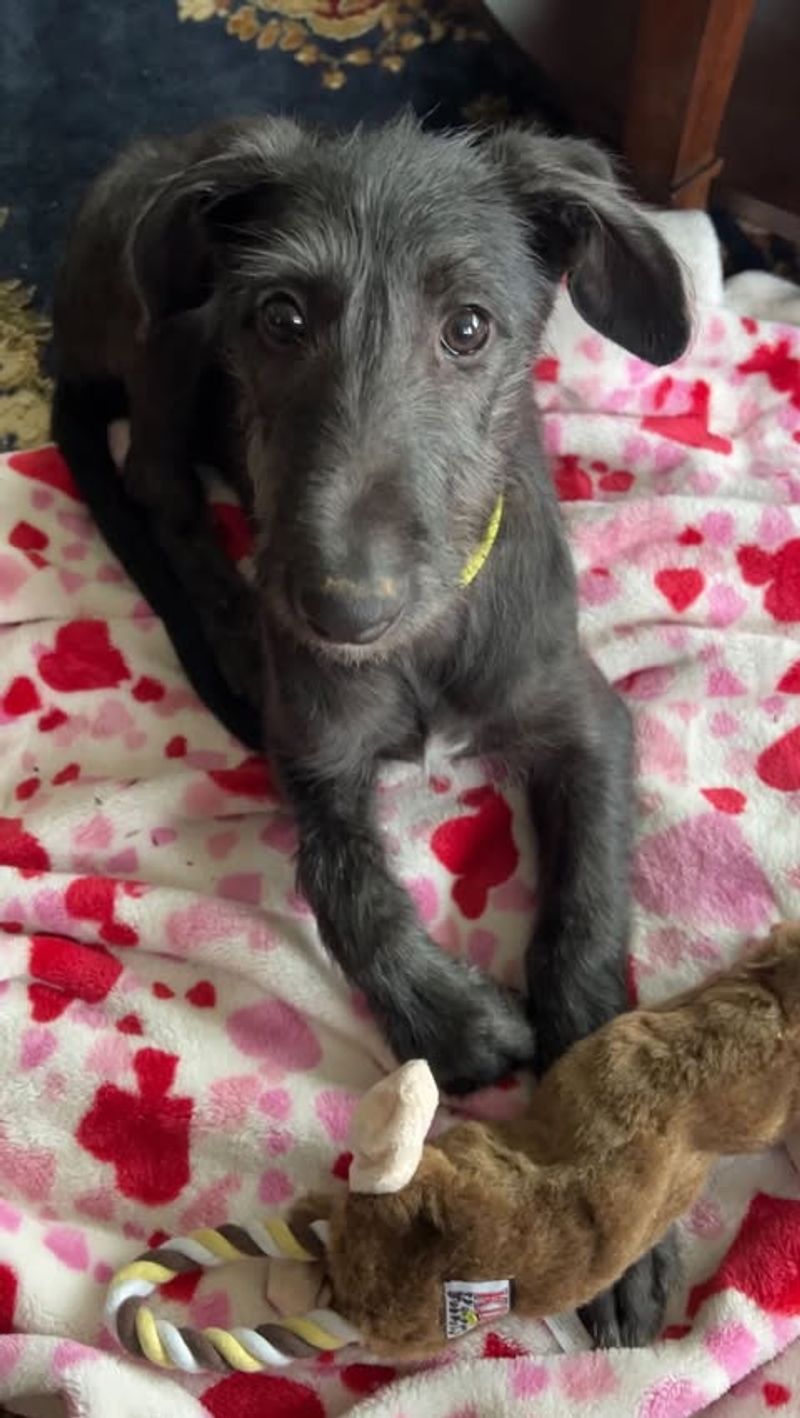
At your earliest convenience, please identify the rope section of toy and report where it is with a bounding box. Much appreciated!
[105,1215,360,1374]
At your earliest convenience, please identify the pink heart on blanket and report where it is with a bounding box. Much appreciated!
[73,812,114,851]
[634,812,773,930]
[151,827,177,847]
[0,1126,55,1203]
[0,1201,22,1232]
[216,872,262,906]
[96,563,124,584]
[708,583,747,628]
[58,569,86,595]
[62,541,87,562]
[45,1226,90,1272]
[207,830,239,861]
[106,847,140,875]
[19,1027,57,1070]
[57,510,91,538]
[226,998,322,1072]
[90,699,134,739]
[639,1377,710,1418]
[491,878,537,912]
[75,1189,116,1223]
[0,1336,23,1381]
[315,1089,358,1144]
[259,1169,294,1204]
[52,1340,101,1372]
[0,554,29,601]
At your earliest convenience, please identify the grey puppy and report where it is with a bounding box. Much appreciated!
[52,116,690,1346]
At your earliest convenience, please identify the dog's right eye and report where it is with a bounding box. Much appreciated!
[258,294,308,346]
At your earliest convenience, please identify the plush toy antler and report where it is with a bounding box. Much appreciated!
[108,923,800,1370]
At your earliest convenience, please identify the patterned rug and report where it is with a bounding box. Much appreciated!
[2,2,797,449]
[0,0,563,452]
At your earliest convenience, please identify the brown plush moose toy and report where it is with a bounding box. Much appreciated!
[312,921,800,1358]
[107,923,800,1373]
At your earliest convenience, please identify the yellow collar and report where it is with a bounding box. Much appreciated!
[458,494,504,588]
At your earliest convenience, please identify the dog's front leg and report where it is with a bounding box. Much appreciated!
[279,758,534,1094]
[123,318,260,706]
[522,661,678,1346]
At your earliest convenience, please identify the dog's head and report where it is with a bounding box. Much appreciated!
[130,117,690,659]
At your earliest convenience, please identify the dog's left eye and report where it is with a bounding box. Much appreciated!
[440,307,491,357]
[258,293,308,346]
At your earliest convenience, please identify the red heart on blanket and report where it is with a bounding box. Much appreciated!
[738,540,800,622]
[7,447,79,500]
[764,1385,792,1409]
[553,454,593,502]
[117,1013,144,1035]
[15,778,40,803]
[52,763,80,786]
[678,526,704,546]
[207,756,276,799]
[688,1192,800,1317]
[757,726,800,792]
[132,676,165,703]
[186,981,216,1009]
[38,620,131,692]
[2,677,41,716]
[29,935,123,1022]
[166,735,187,758]
[0,1264,17,1333]
[0,817,50,872]
[9,520,49,554]
[654,568,705,613]
[598,470,634,493]
[431,785,519,920]
[331,1151,352,1181]
[203,1374,324,1418]
[340,1364,398,1396]
[701,788,746,815]
[533,355,559,382]
[64,877,139,947]
[38,708,68,732]
[778,661,800,693]
[483,1332,527,1359]
[77,1048,193,1205]
[737,337,800,411]
[643,378,732,454]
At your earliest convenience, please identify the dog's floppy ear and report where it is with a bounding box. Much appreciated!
[128,119,306,325]
[489,126,691,366]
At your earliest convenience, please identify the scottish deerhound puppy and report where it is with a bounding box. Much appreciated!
[52,116,690,1345]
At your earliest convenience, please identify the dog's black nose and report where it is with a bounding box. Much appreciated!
[297,578,406,645]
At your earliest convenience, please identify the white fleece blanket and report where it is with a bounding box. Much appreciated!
[0,215,799,1418]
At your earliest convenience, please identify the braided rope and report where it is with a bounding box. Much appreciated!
[106,1216,361,1374]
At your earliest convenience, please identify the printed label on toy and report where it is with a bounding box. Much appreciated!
[443,1279,511,1338]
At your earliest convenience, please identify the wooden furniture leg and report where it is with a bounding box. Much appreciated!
[624,0,756,209]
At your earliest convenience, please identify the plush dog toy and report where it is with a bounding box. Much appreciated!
[107,922,800,1371]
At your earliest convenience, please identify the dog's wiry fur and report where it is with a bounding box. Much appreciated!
[51,115,691,1345]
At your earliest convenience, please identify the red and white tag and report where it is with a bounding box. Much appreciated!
[443,1279,512,1338]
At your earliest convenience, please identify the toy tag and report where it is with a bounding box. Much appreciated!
[443,1279,512,1338]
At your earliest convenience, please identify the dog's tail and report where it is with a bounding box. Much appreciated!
[50,379,263,750]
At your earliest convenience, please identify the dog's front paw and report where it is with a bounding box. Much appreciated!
[579,1230,679,1348]
[383,967,535,1096]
